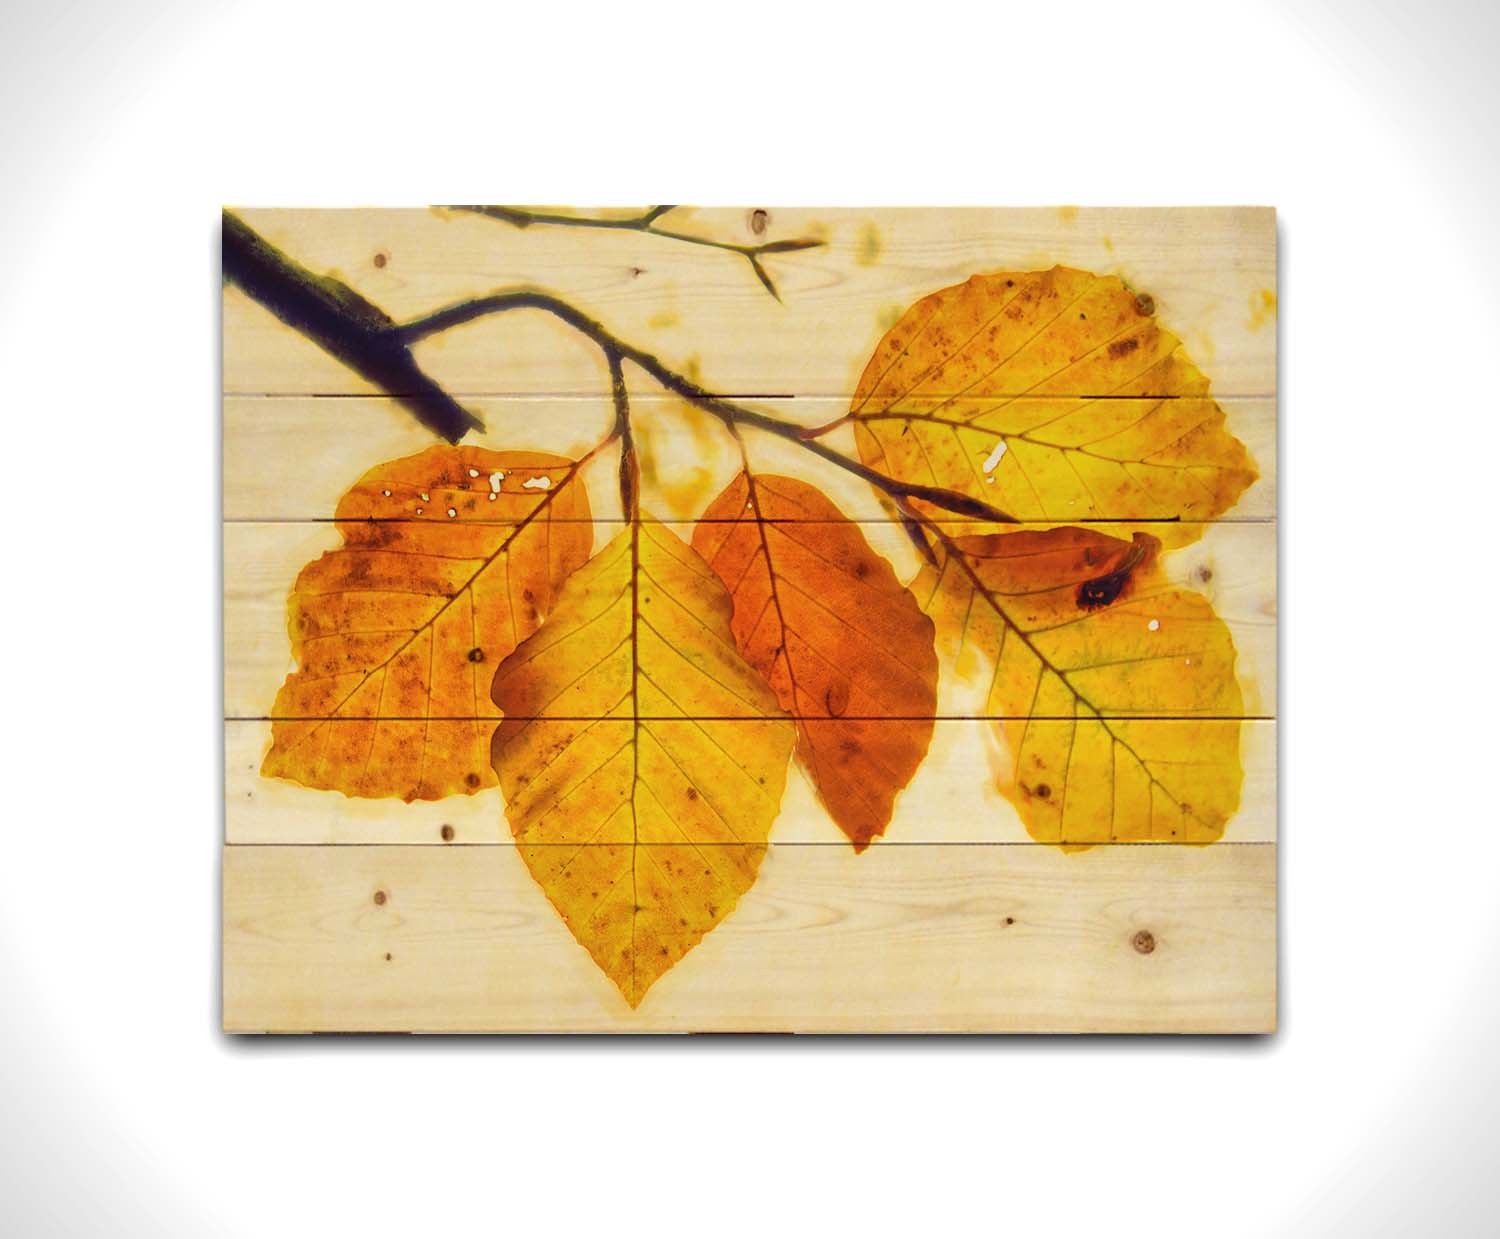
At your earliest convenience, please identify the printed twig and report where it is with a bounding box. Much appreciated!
[449,205,823,302]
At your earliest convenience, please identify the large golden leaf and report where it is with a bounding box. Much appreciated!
[915,526,1244,848]
[851,267,1257,542]
[692,472,937,850]
[489,516,796,1007]
[262,446,592,800]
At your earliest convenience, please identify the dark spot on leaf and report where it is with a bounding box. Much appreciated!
[384,952,392,961]
[1077,568,1130,610]
[1135,292,1155,316]
[1107,336,1140,360]
[1196,565,1213,583]
[373,890,387,906]
[1034,783,1051,800]
[440,824,455,842]
[464,772,481,789]
[686,787,698,800]
[825,680,851,718]
[749,208,769,235]
[373,251,388,268]
[1005,916,1015,926]
[467,647,484,662]
[1132,930,1156,954]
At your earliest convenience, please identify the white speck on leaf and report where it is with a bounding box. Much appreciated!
[447,507,457,518]
[981,441,1007,473]
[523,476,552,490]
[488,470,506,492]
[468,468,480,478]
[381,489,391,497]
[419,492,430,503]
[1148,619,1160,631]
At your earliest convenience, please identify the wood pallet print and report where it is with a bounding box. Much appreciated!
[221,205,1277,1033]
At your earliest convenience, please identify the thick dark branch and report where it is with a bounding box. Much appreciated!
[221,210,482,442]
[400,291,1018,525]
[448,204,824,302]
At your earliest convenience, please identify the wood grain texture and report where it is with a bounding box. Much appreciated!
[221,205,1277,1032]
[226,718,1276,845]
[223,841,1276,1032]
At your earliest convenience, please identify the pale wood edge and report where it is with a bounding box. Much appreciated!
[222,840,1277,1034]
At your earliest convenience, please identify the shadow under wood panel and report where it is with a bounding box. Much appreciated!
[222,840,1276,1032]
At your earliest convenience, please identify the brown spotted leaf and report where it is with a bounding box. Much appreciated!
[262,446,592,800]
[490,515,796,1007]
[916,526,1244,848]
[692,472,938,850]
[851,267,1257,545]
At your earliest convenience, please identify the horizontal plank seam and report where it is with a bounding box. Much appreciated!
[230,714,1278,722]
[221,840,1278,848]
[222,390,1279,401]
[221,517,1278,527]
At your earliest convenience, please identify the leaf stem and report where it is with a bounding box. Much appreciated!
[607,348,639,522]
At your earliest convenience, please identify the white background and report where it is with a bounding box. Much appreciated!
[1,0,1496,1233]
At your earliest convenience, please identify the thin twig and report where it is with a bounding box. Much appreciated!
[449,205,823,302]
[398,289,1018,525]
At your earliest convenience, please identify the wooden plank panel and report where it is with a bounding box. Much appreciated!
[222,207,1276,399]
[223,840,1276,1032]
[221,206,1276,1033]
[223,519,1277,719]
[223,394,1277,522]
[226,717,1276,846]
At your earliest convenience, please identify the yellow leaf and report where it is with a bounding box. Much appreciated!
[915,526,1244,848]
[490,515,796,1007]
[693,472,938,850]
[262,446,593,800]
[850,267,1257,544]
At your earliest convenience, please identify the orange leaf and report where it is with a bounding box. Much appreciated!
[850,267,1257,543]
[490,515,796,1007]
[262,446,593,800]
[693,472,938,849]
[915,526,1244,848]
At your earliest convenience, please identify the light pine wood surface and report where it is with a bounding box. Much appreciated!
[221,205,1277,1033]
